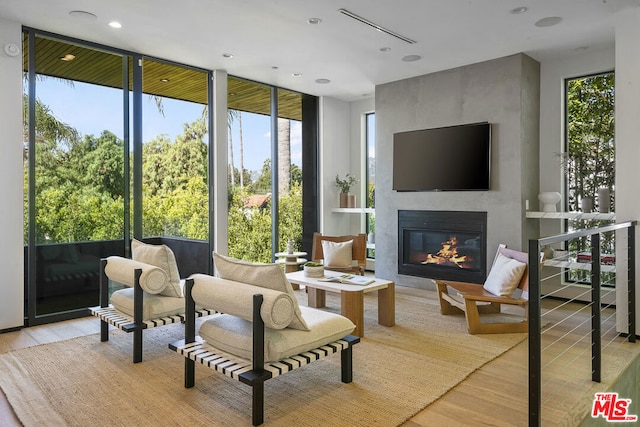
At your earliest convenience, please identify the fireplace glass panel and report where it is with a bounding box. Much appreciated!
[398,210,487,283]
[404,229,482,272]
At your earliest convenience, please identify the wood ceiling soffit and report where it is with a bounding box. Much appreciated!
[24,36,302,121]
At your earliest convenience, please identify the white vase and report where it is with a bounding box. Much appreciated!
[597,187,610,213]
[538,192,561,212]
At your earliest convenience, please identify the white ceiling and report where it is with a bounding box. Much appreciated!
[1,0,637,101]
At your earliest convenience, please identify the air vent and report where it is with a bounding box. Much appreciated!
[338,8,416,44]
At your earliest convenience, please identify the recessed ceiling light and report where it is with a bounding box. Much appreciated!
[315,78,331,84]
[69,10,97,21]
[510,7,528,14]
[380,47,391,52]
[222,53,233,58]
[308,18,322,24]
[535,16,562,27]
[108,21,122,29]
[60,53,76,61]
[401,54,422,62]
[292,73,302,77]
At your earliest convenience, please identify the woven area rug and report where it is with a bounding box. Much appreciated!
[0,287,527,426]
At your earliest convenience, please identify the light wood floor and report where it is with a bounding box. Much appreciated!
[1,286,637,426]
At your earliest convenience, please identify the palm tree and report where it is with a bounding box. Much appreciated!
[22,94,79,161]
[239,111,244,188]
[227,109,239,188]
[277,117,291,195]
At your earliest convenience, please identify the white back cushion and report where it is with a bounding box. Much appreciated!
[132,239,182,298]
[213,252,309,331]
[190,274,294,330]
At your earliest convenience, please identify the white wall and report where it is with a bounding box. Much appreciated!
[319,96,374,236]
[212,70,229,255]
[0,18,25,330]
[614,7,640,332]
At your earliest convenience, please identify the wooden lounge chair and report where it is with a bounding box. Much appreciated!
[311,232,367,276]
[435,244,538,334]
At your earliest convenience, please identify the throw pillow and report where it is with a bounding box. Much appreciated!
[321,240,353,268]
[131,239,182,298]
[190,274,295,330]
[213,252,310,331]
[104,256,169,294]
[483,253,527,297]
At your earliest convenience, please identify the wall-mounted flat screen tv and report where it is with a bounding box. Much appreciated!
[393,122,491,191]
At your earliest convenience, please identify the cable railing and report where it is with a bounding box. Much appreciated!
[528,221,637,425]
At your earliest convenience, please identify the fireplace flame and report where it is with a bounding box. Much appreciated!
[421,237,468,268]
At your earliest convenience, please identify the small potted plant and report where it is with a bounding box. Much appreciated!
[335,173,358,208]
[303,261,324,278]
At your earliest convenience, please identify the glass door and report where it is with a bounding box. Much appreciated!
[25,33,127,323]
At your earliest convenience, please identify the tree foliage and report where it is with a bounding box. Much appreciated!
[25,97,303,265]
[565,73,615,211]
[565,72,615,283]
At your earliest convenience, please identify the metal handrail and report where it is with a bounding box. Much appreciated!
[528,221,637,426]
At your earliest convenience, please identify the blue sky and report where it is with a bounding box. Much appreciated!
[35,77,301,172]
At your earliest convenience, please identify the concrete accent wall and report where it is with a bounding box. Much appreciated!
[0,18,25,330]
[375,53,540,289]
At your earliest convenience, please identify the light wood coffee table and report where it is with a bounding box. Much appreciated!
[286,270,395,337]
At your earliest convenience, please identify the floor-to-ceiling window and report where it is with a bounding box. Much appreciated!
[140,58,209,240]
[227,77,274,262]
[563,71,615,286]
[24,33,128,323]
[277,88,303,256]
[365,112,375,260]
[226,78,307,263]
[23,29,212,325]
[23,28,317,325]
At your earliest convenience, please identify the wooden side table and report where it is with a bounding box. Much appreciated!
[275,251,307,289]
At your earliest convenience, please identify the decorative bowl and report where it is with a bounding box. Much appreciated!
[303,263,324,278]
[538,192,561,212]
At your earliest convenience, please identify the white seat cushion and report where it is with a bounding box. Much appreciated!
[198,306,355,362]
[110,287,185,320]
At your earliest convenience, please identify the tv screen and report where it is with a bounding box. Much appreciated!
[392,122,491,191]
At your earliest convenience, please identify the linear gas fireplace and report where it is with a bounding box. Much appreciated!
[398,210,487,283]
